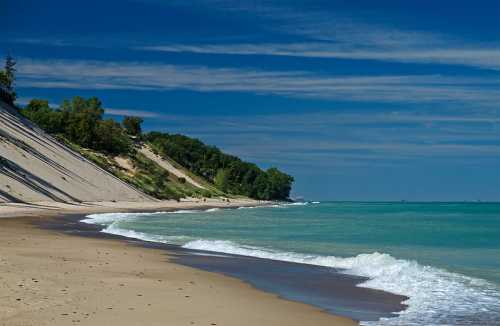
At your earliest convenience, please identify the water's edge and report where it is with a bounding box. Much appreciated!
[35,213,408,323]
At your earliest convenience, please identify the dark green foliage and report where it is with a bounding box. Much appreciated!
[4,55,16,93]
[214,169,230,192]
[21,97,132,155]
[61,97,104,148]
[0,71,9,90]
[145,132,294,200]
[20,95,294,200]
[122,116,144,136]
[263,168,294,200]
[0,54,17,102]
[95,119,133,155]
[22,99,65,133]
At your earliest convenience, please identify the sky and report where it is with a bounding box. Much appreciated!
[2,0,500,201]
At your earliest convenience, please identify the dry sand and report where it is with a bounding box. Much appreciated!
[0,215,357,326]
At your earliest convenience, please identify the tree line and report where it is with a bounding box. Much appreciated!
[19,96,293,201]
[2,54,293,200]
[20,97,141,155]
[145,132,293,200]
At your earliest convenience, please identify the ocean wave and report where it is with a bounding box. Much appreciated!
[284,201,309,206]
[239,202,316,209]
[237,205,260,209]
[102,223,193,244]
[267,202,309,208]
[81,208,220,225]
[81,211,168,224]
[82,209,500,325]
[182,239,500,326]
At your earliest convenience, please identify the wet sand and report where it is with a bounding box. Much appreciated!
[39,214,407,322]
[0,216,358,326]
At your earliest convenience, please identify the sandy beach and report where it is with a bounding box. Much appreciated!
[0,202,357,326]
[0,198,263,218]
[0,99,357,325]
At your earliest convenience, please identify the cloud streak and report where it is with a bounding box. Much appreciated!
[137,1,500,71]
[16,58,500,106]
[11,1,500,70]
[140,43,500,71]
[142,108,500,169]
[104,108,160,118]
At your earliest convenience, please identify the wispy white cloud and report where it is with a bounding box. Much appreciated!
[16,58,500,106]
[135,1,500,70]
[189,132,500,168]
[143,108,500,168]
[14,38,76,47]
[12,2,500,70]
[140,43,500,71]
[104,108,160,118]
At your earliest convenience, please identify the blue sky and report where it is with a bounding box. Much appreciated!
[2,0,500,201]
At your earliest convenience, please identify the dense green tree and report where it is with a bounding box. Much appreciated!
[19,96,294,200]
[145,132,294,200]
[214,169,230,192]
[62,97,104,148]
[265,168,294,200]
[122,116,144,136]
[254,172,270,200]
[0,54,17,102]
[4,54,16,93]
[21,96,132,155]
[0,71,8,89]
[94,119,132,155]
[22,99,65,133]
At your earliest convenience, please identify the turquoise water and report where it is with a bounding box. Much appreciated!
[83,202,500,325]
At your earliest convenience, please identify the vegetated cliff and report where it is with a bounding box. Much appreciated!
[8,95,294,203]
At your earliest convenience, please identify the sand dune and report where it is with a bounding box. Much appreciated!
[0,100,149,203]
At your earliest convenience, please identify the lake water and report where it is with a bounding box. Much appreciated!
[82,201,500,325]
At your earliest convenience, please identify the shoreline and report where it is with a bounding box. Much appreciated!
[0,198,268,219]
[41,212,408,322]
[0,201,359,326]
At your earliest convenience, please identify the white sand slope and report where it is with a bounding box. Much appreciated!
[0,100,151,203]
[139,145,206,190]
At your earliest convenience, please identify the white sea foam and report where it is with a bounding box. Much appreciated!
[99,221,193,244]
[82,210,500,325]
[268,202,309,208]
[239,202,312,209]
[168,209,203,214]
[82,208,217,224]
[284,201,309,206]
[81,211,167,224]
[237,205,260,209]
[182,239,500,326]
[82,211,197,244]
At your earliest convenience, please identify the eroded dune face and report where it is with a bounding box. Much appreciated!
[0,100,150,203]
